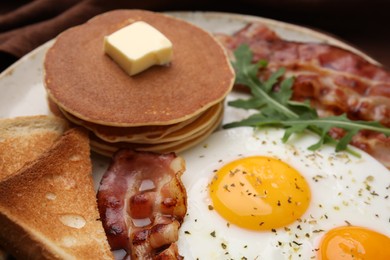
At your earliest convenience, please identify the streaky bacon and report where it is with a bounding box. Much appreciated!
[97,150,186,259]
[216,23,390,168]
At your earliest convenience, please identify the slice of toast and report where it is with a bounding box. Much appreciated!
[0,115,68,181]
[0,128,113,259]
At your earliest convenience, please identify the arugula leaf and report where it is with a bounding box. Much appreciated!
[272,76,294,105]
[224,44,390,154]
[228,97,266,110]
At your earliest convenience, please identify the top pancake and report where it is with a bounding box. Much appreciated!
[44,10,234,127]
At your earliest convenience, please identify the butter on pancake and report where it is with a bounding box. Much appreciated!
[44,10,234,127]
[104,21,173,76]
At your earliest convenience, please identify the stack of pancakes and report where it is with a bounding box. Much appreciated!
[44,10,234,156]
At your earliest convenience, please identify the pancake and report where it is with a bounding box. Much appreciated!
[89,106,223,156]
[58,102,222,144]
[58,106,199,141]
[44,10,234,127]
[47,96,199,138]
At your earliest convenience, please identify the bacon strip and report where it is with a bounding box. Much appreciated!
[216,23,390,168]
[97,150,187,259]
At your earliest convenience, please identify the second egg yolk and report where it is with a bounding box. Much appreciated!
[209,156,311,231]
[317,226,390,260]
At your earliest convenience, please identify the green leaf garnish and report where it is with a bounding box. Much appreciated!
[224,44,390,155]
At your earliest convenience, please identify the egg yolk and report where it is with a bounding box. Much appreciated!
[318,226,390,260]
[209,156,311,231]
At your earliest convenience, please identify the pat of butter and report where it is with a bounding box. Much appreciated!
[104,21,173,76]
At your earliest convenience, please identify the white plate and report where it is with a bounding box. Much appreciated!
[0,11,375,188]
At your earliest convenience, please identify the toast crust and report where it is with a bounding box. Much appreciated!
[0,115,68,181]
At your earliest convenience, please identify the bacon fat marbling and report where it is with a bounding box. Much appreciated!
[97,150,186,259]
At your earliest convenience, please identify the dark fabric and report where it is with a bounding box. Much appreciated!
[0,0,389,72]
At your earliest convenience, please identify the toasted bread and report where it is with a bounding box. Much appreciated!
[0,115,68,180]
[0,128,113,259]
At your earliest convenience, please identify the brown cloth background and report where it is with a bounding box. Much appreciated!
[0,0,389,72]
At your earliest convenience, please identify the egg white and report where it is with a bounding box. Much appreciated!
[177,127,390,260]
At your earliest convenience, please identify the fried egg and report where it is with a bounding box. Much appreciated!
[177,127,390,259]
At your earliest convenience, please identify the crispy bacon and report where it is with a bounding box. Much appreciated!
[97,150,187,259]
[216,23,390,168]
